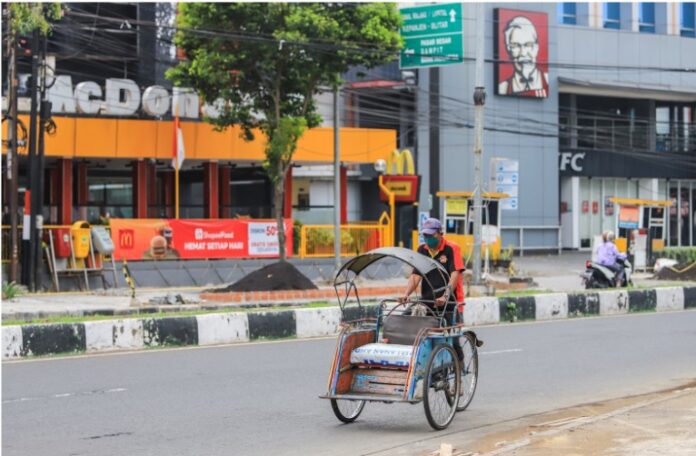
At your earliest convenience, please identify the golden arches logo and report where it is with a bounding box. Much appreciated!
[119,229,135,249]
[386,149,415,175]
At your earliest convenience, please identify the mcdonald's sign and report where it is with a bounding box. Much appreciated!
[119,229,135,249]
[386,149,415,176]
[380,149,419,203]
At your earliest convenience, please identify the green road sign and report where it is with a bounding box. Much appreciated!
[400,3,464,69]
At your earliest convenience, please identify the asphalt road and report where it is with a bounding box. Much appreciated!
[4,311,696,456]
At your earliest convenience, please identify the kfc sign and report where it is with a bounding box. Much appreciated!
[494,9,549,98]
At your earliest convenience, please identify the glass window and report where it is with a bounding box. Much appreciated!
[604,2,621,29]
[558,3,577,25]
[682,2,695,37]
[639,3,656,33]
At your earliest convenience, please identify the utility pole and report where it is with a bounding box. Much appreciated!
[33,31,50,289]
[7,9,20,283]
[23,28,40,290]
[333,86,341,272]
[472,3,486,285]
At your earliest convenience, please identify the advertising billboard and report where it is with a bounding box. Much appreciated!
[110,218,293,261]
[494,8,549,98]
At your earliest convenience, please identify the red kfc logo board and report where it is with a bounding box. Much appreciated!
[494,8,549,98]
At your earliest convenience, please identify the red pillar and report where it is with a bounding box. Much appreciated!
[340,165,348,224]
[283,166,293,219]
[219,165,231,219]
[58,159,73,225]
[203,162,219,219]
[75,161,88,221]
[132,160,148,219]
[147,161,157,217]
[163,171,175,218]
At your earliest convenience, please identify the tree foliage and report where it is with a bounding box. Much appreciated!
[167,3,402,260]
[8,3,62,35]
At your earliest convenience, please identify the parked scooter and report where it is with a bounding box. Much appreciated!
[581,258,633,289]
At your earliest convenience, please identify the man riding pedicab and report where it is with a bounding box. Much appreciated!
[399,217,466,362]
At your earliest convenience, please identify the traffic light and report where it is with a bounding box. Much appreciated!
[16,35,32,56]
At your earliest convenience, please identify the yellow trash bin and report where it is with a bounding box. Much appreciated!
[71,221,91,258]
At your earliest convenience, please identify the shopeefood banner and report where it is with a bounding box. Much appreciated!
[109,218,293,260]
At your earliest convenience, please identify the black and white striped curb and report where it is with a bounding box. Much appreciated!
[3,286,694,359]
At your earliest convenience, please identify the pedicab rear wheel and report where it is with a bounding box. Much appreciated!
[331,399,365,423]
[423,344,460,430]
[457,333,479,412]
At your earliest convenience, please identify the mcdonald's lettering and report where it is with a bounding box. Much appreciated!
[119,229,135,249]
[379,175,420,203]
[386,149,415,175]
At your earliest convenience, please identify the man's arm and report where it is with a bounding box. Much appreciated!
[399,273,422,303]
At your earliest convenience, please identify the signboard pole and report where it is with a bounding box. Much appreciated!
[472,3,486,285]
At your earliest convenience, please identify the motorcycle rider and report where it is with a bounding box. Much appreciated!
[596,230,627,286]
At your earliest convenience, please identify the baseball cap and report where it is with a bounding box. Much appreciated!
[420,217,442,235]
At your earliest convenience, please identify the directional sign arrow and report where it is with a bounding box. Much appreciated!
[449,9,456,22]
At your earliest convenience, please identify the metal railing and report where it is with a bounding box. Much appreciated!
[299,224,389,259]
[501,225,562,256]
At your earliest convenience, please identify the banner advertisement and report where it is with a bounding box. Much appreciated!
[110,218,293,260]
[618,206,639,230]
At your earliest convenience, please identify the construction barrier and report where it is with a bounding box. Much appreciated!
[299,224,389,259]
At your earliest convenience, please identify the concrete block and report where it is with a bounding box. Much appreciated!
[655,287,685,312]
[295,307,342,338]
[599,290,629,315]
[535,293,569,320]
[2,326,23,359]
[20,324,86,356]
[84,321,115,352]
[684,287,696,309]
[463,297,500,326]
[143,317,198,347]
[498,296,535,322]
[568,293,600,316]
[196,313,249,346]
[247,310,297,340]
[112,319,144,350]
[628,289,657,312]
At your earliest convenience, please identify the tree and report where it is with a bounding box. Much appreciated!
[167,3,402,261]
[8,3,62,35]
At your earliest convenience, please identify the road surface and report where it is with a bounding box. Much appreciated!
[4,310,696,455]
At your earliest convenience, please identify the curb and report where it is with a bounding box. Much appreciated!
[3,286,694,359]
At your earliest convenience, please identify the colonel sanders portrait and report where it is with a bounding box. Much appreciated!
[498,15,549,98]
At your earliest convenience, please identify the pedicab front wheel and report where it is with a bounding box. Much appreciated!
[331,399,365,423]
[423,344,460,430]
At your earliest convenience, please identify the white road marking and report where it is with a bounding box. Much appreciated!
[3,387,126,404]
[480,349,523,355]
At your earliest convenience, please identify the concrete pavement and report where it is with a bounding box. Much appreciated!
[3,311,696,455]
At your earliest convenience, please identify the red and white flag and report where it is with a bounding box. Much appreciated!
[171,115,185,170]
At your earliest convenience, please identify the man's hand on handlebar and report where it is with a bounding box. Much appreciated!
[397,295,410,304]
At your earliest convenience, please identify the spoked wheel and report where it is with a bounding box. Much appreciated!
[423,344,460,430]
[331,399,365,423]
[457,333,479,412]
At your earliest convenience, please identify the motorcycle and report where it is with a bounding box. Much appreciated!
[581,257,633,289]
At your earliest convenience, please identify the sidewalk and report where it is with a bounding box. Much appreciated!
[434,383,696,456]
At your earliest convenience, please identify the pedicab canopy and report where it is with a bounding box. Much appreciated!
[333,247,450,311]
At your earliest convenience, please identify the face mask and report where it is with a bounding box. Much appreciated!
[425,236,440,249]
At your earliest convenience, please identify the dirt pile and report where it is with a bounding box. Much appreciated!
[655,262,696,281]
[211,261,318,292]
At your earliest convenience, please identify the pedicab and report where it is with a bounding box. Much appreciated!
[320,247,481,430]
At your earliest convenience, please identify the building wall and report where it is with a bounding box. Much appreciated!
[416,2,696,250]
